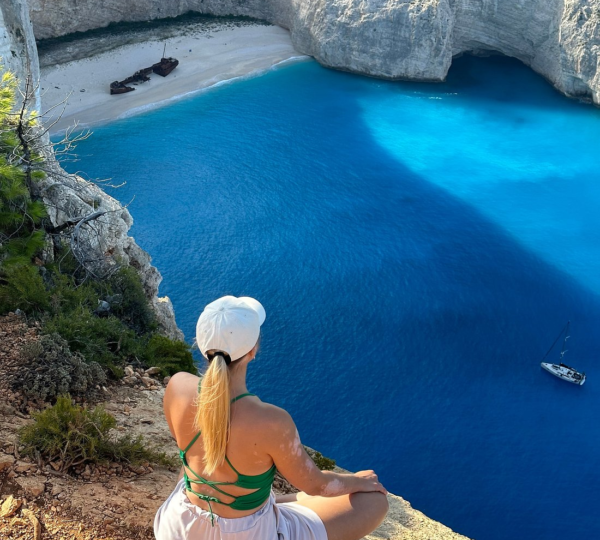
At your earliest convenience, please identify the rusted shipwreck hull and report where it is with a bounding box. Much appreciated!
[110,81,134,95]
[110,57,178,95]
[153,57,179,77]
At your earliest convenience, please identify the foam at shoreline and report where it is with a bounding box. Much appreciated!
[114,55,310,123]
[41,24,304,134]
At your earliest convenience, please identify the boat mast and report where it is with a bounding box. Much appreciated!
[162,42,167,59]
[559,321,570,362]
[540,321,570,363]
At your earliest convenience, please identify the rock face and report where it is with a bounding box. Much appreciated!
[38,165,183,341]
[27,0,600,103]
[0,0,40,111]
[0,0,183,341]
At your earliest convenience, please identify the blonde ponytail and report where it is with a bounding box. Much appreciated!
[195,354,231,475]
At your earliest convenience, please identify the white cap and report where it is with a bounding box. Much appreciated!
[196,296,266,362]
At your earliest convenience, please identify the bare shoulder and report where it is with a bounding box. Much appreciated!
[164,371,200,421]
[244,400,296,439]
[166,371,199,398]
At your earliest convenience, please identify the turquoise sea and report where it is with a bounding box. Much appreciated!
[64,55,600,540]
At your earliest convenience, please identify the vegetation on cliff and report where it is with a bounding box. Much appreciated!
[19,333,106,402]
[19,395,175,472]
[0,66,196,403]
[305,448,336,471]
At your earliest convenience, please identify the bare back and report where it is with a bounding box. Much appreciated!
[164,372,284,518]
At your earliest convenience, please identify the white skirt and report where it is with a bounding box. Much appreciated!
[154,479,328,540]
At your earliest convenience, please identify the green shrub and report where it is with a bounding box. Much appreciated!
[17,333,106,402]
[43,297,196,378]
[0,153,47,268]
[44,260,150,324]
[45,246,86,279]
[20,395,116,470]
[142,333,196,376]
[0,229,46,266]
[19,395,176,471]
[105,266,157,334]
[43,306,141,371]
[0,263,50,314]
[101,433,175,468]
[46,270,99,316]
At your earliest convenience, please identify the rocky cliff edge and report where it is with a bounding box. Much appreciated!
[0,313,470,540]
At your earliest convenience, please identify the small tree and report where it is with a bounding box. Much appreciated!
[0,71,47,267]
[0,64,128,280]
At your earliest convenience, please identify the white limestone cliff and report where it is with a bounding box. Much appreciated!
[27,0,600,104]
[0,0,40,110]
[38,162,184,341]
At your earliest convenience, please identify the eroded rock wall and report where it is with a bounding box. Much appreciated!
[0,0,40,110]
[38,162,184,341]
[448,0,600,100]
[28,0,285,38]
[28,0,600,103]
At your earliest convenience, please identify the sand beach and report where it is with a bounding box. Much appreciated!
[40,23,305,134]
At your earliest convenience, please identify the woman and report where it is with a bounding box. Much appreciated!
[154,296,388,540]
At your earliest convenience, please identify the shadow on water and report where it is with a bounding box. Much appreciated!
[285,60,600,540]
[65,55,600,540]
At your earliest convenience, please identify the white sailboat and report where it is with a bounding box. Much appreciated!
[540,321,586,385]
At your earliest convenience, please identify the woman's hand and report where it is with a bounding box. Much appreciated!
[353,470,388,495]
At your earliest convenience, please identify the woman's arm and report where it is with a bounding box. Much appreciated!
[163,371,200,442]
[266,409,387,497]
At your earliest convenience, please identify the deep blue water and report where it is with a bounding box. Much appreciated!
[62,56,600,540]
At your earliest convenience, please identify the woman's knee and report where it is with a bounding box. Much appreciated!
[370,492,389,521]
[350,491,389,522]
[297,492,389,540]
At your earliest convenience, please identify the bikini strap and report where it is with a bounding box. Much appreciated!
[181,430,202,455]
[230,392,256,404]
[225,455,242,476]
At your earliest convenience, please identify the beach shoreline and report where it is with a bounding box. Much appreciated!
[40,24,306,134]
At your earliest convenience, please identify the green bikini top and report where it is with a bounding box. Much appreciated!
[179,392,277,526]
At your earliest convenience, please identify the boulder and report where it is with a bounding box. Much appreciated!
[0,454,15,472]
[16,477,46,498]
[140,376,154,388]
[0,495,22,517]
